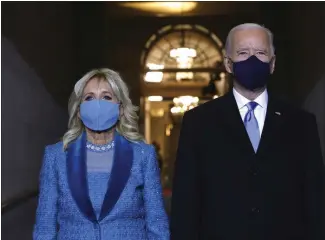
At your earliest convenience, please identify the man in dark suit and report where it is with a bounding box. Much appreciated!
[170,23,325,240]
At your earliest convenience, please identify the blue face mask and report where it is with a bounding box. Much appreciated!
[232,55,272,90]
[80,100,119,131]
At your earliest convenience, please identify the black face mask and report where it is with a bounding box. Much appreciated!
[231,55,272,90]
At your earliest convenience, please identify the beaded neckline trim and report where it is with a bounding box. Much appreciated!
[86,141,115,153]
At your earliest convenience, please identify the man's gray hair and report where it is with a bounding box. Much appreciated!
[225,23,275,56]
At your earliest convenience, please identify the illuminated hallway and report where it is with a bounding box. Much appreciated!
[2,2,325,239]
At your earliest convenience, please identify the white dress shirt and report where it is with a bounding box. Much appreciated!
[233,88,268,136]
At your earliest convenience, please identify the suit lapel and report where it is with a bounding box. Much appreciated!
[67,131,133,222]
[99,132,133,221]
[256,95,285,155]
[220,91,286,156]
[220,92,255,156]
[66,132,97,222]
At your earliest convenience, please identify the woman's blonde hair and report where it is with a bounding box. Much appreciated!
[62,68,144,149]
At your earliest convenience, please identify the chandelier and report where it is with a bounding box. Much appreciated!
[144,63,164,82]
[170,25,197,81]
[170,96,199,115]
[170,47,197,81]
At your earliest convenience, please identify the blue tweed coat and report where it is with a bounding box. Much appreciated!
[33,132,170,240]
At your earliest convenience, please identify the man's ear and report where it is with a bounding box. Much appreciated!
[270,55,276,74]
[224,57,233,74]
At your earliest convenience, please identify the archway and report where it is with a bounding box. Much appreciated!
[141,24,226,85]
[140,24,228,188]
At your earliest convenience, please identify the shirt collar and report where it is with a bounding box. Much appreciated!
[233,88,268,109]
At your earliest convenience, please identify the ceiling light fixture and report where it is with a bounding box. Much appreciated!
[119,2,197,15]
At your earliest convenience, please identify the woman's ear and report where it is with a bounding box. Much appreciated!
[77,106,81,119]
[119,104,124,119]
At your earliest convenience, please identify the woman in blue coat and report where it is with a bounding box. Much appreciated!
[33,68,170,240]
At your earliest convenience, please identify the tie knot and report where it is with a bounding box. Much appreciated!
[247,101,258,111]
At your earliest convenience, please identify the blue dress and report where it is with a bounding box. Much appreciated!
[33,132,170,240]
[86,139,115,220]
